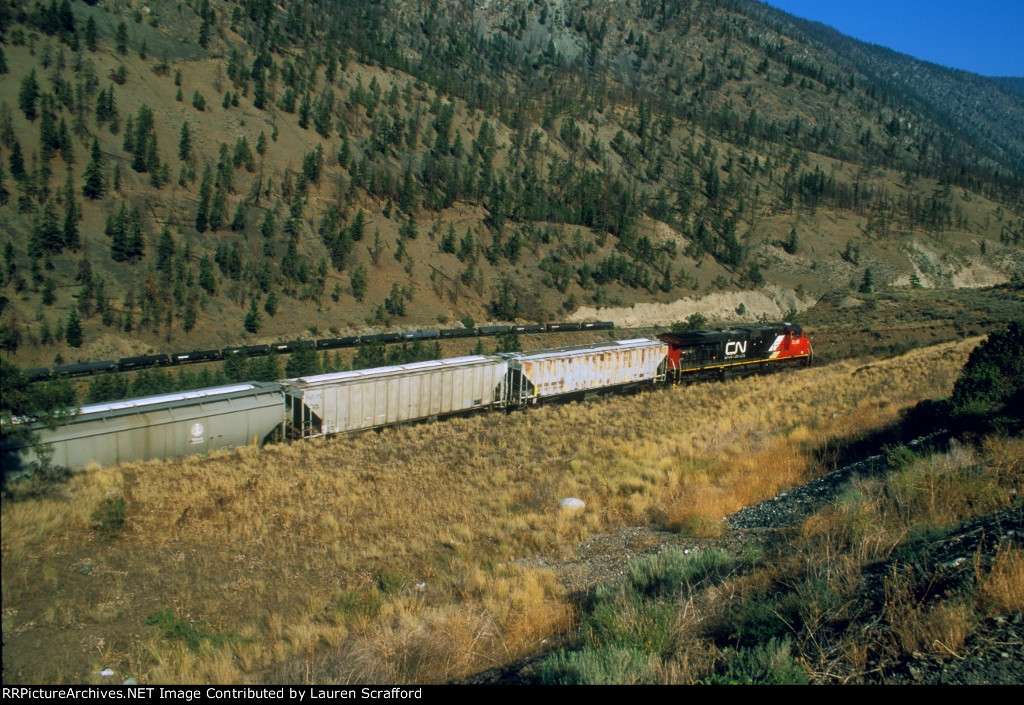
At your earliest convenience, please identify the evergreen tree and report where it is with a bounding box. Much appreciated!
[31,201,64,256]
[223,351,249,382]
[39,108,59,160]
[178,123,192,160]
[349,208,365,242]
[230,201,247,231]
[243,299,261,333]
[108,202,130,262]
[125,207,145,261]
[182,295,198,332]
[263,289,278,316]
[62,172,79,250]
[65,307,83,348]
[285,342,320,378]
[859,268,874,294]
[208,188,227,231]
[19,70,39,121]
[297,92,311,129]
[1,359,77,451]
[41,277,56,306]
[195,166,212,232]
[350,264,367,302]
[84,16,98,51]
[198,255,216,294]
[115,21,128,55]
[155,228,175,275]
[8,140,25,181]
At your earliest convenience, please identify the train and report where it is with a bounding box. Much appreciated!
[17,322,616,382]
[1,323,811,477]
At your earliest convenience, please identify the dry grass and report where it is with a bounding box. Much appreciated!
[978,544,1024,617]
[762,434,1023,680]
[883,565,975,658]
[1,339,980,683]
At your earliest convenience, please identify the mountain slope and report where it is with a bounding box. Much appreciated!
[0,0,1021,371]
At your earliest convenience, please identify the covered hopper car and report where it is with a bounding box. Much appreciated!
[2,382,286,476]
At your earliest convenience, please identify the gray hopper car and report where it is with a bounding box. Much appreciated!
[283,355,508,439]
[2,382,286,475]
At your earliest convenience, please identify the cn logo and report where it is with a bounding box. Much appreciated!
[725,341,747,357]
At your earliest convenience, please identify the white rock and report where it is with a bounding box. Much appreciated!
[559,497,586,511]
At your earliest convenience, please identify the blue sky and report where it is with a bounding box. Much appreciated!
[763,1,1024,76]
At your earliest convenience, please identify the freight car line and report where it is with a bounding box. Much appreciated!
[2,324,811,477]
[19,322,616,382]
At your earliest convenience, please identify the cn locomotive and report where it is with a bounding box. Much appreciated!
[2,324,811,477]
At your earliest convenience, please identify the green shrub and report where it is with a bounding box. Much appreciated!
[376,569,406,595]
[146,609,237,652]
[335,589,384,622]
[708,638,809,685]
[729,592,802,647]
[951,321,1023,420]
[628,548,733,598]
[540,646,653,685]
[90,497,125,539]
[582,592,677,655]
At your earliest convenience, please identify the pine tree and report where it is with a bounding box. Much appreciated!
[62,172,79,250]
[84,16,98,51]
[115,21,128,55]
[82,138,105,199]
[108,202,130,262]
[285,342,319,378]
[350,264,367,302]
[125,207,145,261]
[8,140,25,181]
[263,290,278,316]
[31,201,63,256]
[859,267,874,294]
[349,208,365,242]
[196,255,215,294]
[66,307,83,348]
[18,69,39,121]
[298,92,311,129]
[195,166,212,232]
[243,299,261,334]
[231,201,246,231]
[209,188,227,231]
[182,295,198,332]
[178,123,192,161]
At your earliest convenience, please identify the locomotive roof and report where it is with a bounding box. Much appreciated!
[658,323,801,345]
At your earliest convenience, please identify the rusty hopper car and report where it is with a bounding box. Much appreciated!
[1,382,286,476]
[502,338,668,406]
[283,355,509,439]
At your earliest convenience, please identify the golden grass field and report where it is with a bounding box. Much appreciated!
[1,338,985,683]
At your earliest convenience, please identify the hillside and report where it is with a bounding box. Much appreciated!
[2,326,1013,684]
[0,0,1022,373]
